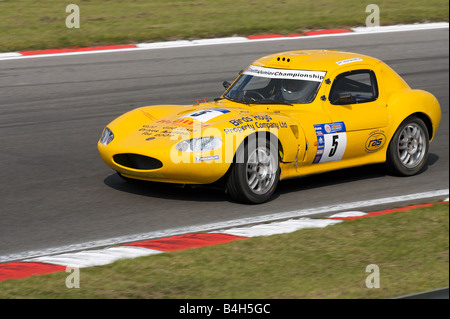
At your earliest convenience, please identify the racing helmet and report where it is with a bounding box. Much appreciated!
[280,79,306,102]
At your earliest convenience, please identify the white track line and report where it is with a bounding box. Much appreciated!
[351,22,449,33]
[0,23,447,61]
[215,218,342,237]
[328,211,367,218]
[0,189,447,263]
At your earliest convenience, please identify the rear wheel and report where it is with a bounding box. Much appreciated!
[386,116,429,176]
[227,136,280,204]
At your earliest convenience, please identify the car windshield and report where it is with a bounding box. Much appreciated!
[224,65,326,105]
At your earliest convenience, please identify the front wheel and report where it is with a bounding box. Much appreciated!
[386,116,429,176]
[226,136,280,204]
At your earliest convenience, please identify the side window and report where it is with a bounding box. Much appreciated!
[329,70,378,105]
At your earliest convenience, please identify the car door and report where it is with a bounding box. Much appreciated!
[322,67,388,162]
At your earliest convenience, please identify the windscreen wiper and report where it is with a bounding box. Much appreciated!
[220,96,247,104]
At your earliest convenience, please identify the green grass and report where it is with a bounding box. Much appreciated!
[0,203,448,299]
[0,0,448,52]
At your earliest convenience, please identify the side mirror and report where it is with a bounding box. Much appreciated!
[223,81,231,89]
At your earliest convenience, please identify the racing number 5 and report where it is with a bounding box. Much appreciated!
[319,132,347,163]
[329,135,339,157]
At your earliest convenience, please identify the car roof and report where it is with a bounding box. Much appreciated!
[251,49,381,73]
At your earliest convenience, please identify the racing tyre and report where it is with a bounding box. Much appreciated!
[227,136,280,204]
[386,116,429,176]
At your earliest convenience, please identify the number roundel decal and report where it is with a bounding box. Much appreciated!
[313,122,347,164]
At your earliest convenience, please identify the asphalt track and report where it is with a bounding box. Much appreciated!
[0,28,448,257]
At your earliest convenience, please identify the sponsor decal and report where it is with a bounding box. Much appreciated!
[182,108,230,123]
[138,121,207,139]
[313,121,347,164]
[336,57,363,65]
[225,115,288,135]
[195,155,220,162]
[224,124,256,135]
[365,130,386,152]
[244,65,326,82]
[255,122,279,129]
[229,114,273,126]
[139,124,193,138]
[156,119,199,127]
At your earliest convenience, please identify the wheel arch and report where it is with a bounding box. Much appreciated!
[409,112,433,141]
[387,89,441,142]
[220,130,282,182]
[234,130,284,162]
[385,114,430,176]
[224,130,282,204]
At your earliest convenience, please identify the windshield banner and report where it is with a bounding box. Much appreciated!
[244,65,326,82]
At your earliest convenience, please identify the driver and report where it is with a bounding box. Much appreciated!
[280,79,307,102]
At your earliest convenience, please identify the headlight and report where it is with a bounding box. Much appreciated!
[100,127,114,145]
[175,136,222,152]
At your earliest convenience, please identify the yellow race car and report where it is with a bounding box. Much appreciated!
[98,50,441,204]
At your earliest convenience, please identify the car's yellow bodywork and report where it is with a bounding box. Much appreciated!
[98,50,441,193]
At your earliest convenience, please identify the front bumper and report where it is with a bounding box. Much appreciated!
[98,142,232,184]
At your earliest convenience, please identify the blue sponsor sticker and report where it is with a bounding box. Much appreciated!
[312,121,347,164]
